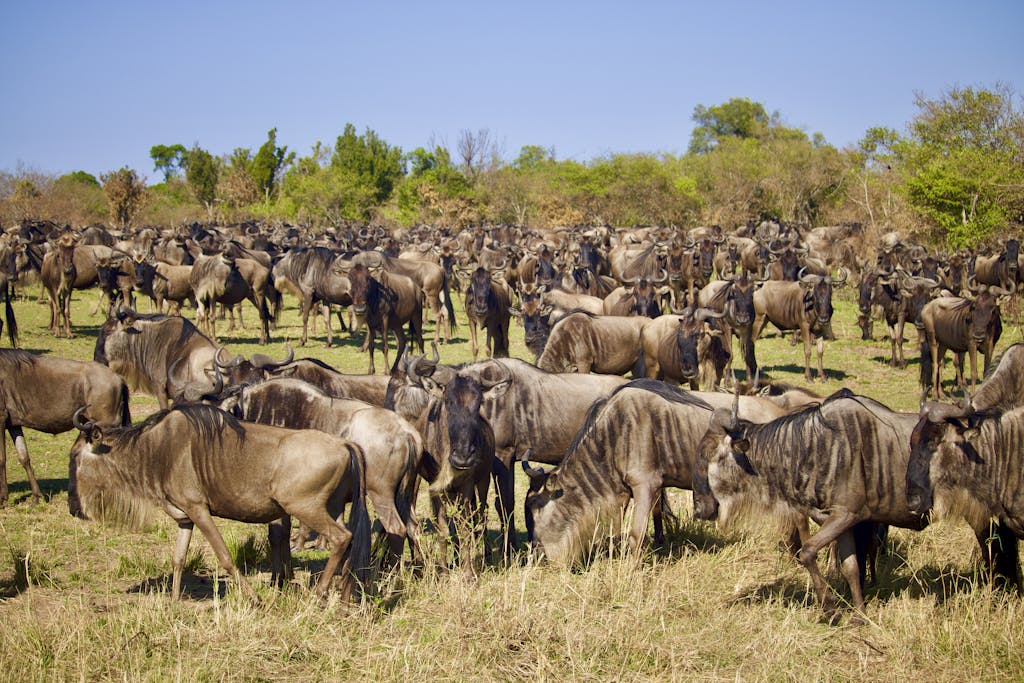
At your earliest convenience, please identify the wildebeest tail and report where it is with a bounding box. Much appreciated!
[3,280,17,347]
[345,442,372,591]
[119,383,132,426]
[268,276,283,324]
[633,347,647,379]
[919,338,932,390]
[442,270,457,334]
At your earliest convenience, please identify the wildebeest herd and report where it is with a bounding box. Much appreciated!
[1,217,1023,623]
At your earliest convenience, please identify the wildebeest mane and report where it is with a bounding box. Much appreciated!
[104,403,246,451]
[550,308,599,326]
[0,348,38,371]
[613,378,713,410]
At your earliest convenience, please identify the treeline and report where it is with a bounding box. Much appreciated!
[2,86,1022,247]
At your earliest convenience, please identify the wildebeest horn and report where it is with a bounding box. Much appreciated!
[694,307,727,322]
[429,341,440,364]
[250,344,294,369]
[72,406,94,433]
[621,274,639,285]
[215,346,244,369]
[519,449,548,480]
[798,267,819,284]
[990,281,1017,297]
[831,267,849,287]
[652,268,668,284]
[923,401,970,422]
[479,360,513,389]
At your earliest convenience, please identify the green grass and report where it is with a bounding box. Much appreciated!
[0,285,1022,680]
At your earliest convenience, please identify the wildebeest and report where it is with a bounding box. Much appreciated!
[0,267,17,347]
[70,404,371,600]
[348,263,424,374]
[752,268,848,382]
[509,290,554,361]
[907,402,1023,587]
[693,390,938,620]
[0,349,130,510]
[698,272,760,383]
[94,310,267,410]
[354,250,450,344]
[260,355,392,406]
[919,285,1011,400]
[602,274,667,318]
[389,355,627,556]
[463,266,512,360]
[189,250,272,345]
[537,311,648,375]
[974,239,1020,290]
[40,232,77,337]
[637,307,728,389]
[271,246,353,347]
[133,258,196,314]
[413,374,496,572]
[522,380,791,565]
[222,377,423,566]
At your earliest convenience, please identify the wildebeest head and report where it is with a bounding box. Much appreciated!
[697,237,717,280]
[899,274,940,330]
[674,308,726,380]
[443,375,491,470]
[623,273,666,318]
[692,408,758,526]
[348,263,386,317]
[724,273,756,328]
[907,402,987,526]
[964,282,1013,345]
[799,268,847,329]
[510,291,553,359]
[468,267,494,318]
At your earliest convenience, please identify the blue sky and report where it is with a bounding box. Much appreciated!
[2,1,1021,183]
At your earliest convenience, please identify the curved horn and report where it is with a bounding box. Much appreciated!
[694,307,727,322]
[519,449,549,480]
[72,406,94,433]
[651,268,668,284]
[479,360,513,389]
[250,344,294,369]
[924,401,971,423]
[831,267,849,287]
[215,346,244,369]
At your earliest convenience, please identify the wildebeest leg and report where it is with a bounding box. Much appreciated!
[652,491,665,546]
[468,318,479,360]
[816,335,826,382]
[628,482,660,554]
[931,342,946,400]
[298,507,356,600]
[968,346,979,394]
[0,424,9,506]
[268,515,292,588]
[10,428,42,503]
[300,293,315,346]
[974,519,1022,589]
[187,506,259,603]
[171,522,194,600]
[834,530,867,619]
[802,327,813,382]
[953,351,966,394]
[796,508,866,618]
[491,452,517,558]
[431,494,449,568]
[368,489,409,568]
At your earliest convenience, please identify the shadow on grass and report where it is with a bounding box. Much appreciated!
[765,363,850,382]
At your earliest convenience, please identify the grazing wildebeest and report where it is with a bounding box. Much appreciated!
[271,246,353,347]
[463,265,512,360]
[537,311,649,375]
[41,232,77,337]
[0,349,130,510]
[70,404,371,600]
[223,377,423,566]
[522,380,792,564]
[919,285,1011,400]
[413,374,496,572]
[907,402,1023,587]
[692,389,962,620]
[348,263,424,374]
[753,268,848,382]
[94,310,267,410]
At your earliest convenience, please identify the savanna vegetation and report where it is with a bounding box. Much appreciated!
[2,85,1022,250]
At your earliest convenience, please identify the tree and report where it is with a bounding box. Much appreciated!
[331,123,404,206]
[688,98,772,154]
[456,128,498,182]
[150,144,187,182]
[250,128,294,202]
[182,146,219,215]
[895,84,1024,246]
[100,167,147,228]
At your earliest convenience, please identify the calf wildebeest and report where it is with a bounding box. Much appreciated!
[919,284,1011,400]
[907,402,1023,587]
[71,404,371,600]
[463,265,512,360]
[94,310,268,410]
[222,377,423,566]
[537,311,649,375]
[0,349,130,510]
[348,263,424,374]
[413,374,496,572]
[522,380,791,565]
[692,389,971,620]
[752,268,848,382]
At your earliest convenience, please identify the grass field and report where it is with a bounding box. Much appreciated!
[1,284,1023,681]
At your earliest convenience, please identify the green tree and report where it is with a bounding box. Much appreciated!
[150,144,187,182]
[331,123,404,205]
[100,167,147,228]
[182,146,219,215]
[895,84,1024,246]
[688,98,772,154]
[250,128,294,201]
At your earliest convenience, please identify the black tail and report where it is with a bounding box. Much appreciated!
[119,383,132,426]
[919,338,932,391]
[2,281,17,347]
[633,347,647,379]
[442,270,457,334]
[346,443,372,593]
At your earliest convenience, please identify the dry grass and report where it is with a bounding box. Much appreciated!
[0,285,1022,680]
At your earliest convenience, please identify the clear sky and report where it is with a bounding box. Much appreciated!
[2,1,1021,183]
